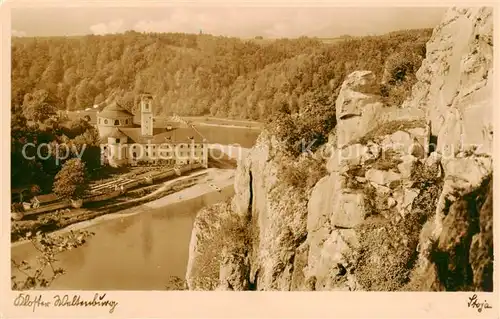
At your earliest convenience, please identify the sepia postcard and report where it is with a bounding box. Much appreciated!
[1,0,499,318]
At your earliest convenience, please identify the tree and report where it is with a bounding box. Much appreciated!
[75,79,97,109]
[22,89,57,123]
[53,158,89,200]
[73,128,102,172]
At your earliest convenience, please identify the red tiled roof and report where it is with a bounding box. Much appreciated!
[118,128,142,144]
[150,127,204,144]
[108,128,127,139]
[114,127,204,145]
[35,193,59,203]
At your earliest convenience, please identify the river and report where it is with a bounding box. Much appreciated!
[11,184,234,290]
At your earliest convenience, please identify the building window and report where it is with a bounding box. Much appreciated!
[114,120,119,125]
[104,119,108,124]
[125,119,129,124]
[133,152,137,158]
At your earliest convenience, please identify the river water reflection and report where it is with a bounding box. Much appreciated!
[11,185,234,290]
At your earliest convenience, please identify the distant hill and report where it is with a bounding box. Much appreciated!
[12,29,432,122]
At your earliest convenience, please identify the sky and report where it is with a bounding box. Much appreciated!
[11,6,447,38]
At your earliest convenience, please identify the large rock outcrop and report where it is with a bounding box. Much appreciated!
[304,70,432,290]
[186,6,493,291]
[402,7,493,158]
[231,133,310,290]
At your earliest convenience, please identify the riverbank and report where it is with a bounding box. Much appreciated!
[11,168,234,243]
[11,169,236,290]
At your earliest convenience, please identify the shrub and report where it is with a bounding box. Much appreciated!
[369,149,403,171]
[30,184,41,195]
[39,210,64,229]
[268,91,336,157]
[280,155,327,191]
[11,203,25,213]
[165,276,188,290]
[354,162,444,291]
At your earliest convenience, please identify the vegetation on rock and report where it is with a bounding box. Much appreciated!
[354,161,443,290]
[186,200,251,290]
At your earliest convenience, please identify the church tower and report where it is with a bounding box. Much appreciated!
[140,93,153,137]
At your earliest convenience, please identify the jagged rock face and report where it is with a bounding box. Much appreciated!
[305,104,431,290]
[186,6,493,292]
[304,7,493,291]
[186,201,251,291]
[231,132,309,290]
[399,7,494,291]
[335,71,385,148]
[402,7,493,158]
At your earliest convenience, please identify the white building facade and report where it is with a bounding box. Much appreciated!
[98,94,208,168]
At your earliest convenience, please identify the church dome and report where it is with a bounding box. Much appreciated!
[98,101,134,118]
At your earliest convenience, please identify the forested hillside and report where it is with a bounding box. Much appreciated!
[11,29,432,191]
[12,29,431,121]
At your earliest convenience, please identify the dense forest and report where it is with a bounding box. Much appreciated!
[12,29,431,121]
[11,29,432,192]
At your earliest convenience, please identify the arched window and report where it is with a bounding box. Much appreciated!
[114,120,119,125]
[104,119,108,125]
[133,152,137,158]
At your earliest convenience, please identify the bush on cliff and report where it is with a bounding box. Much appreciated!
[354,162,443,291]
[280,154,327,192]
[265,30,431,156]
[381,40,427,106]
[268,90,336,157]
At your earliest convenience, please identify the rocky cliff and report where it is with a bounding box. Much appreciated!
[185,6,493,291]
